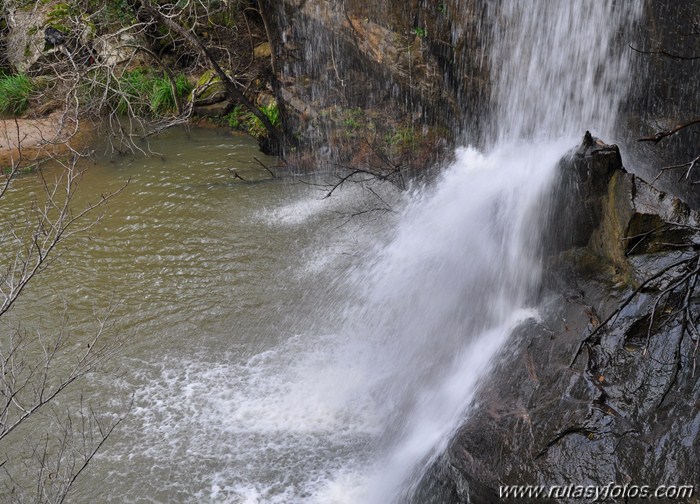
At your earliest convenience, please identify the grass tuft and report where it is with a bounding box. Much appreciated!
[0,74,35,116]
[225,102,281,138]
[150,74,193,114]
[113,70,193,117]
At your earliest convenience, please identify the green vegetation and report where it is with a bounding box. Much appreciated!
[2,163,39,174]
[225,105,245,128]
[2,0,281,146]
[386,126,418,150]
[91,0,135,26]
[225,102,281,138]
[343,108,364,130]
[113,69,193,116]
[0,73,34,115]
[45,1,77,33]
[114,69,152,115]
[150,74,193,114]
[412,27,427,38]
[261,102,281,128]
[45,0,133,32]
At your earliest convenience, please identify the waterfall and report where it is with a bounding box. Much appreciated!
[489,1,641,142]
[332,2,643,502]
[343,141,568,504]
[118,3,643,503]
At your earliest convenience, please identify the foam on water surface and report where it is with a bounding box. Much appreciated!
[75,2,643,502]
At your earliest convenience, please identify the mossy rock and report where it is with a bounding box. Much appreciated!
[253,42,271,59]
[193,69,227,103]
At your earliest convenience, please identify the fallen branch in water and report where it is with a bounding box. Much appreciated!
[253,156,277,179]
[227,168,249,182]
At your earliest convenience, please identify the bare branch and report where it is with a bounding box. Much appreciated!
[253,156,277,179]
[629,43,700,61]
[638,118,700,143]
[569,255,696,367]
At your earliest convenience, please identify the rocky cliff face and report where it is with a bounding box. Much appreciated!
[620,1,700,208]
[0,10,8,73]
[266,0,489,176]
[269,0,700,205]
[416,138,700,502]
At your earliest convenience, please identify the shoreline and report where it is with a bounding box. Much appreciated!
[0,114,253,169]
[0,113,94,168]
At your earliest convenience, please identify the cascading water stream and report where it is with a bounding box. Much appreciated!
[93,2,642,503]
[489,2,640,143]
[329,2,643,502]
[345,141,570,504]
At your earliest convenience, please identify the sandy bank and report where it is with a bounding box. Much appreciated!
[0,113,93,167]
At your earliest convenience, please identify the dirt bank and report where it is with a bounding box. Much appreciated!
[0,113,93,167]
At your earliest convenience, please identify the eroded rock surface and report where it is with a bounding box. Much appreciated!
[267,0,488,173]
[420,137,700,503]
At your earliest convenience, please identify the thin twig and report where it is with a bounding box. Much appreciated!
[629,44,700,62]
[253,156,276,179]
[569,256,695,367]
[638,118,700,143]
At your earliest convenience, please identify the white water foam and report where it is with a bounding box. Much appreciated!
[120,2,642,503]
[122,141,568,504]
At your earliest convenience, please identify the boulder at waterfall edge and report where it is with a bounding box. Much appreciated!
[417,135,700,503]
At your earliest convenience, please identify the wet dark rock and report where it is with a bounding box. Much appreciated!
[419,136,700,503]
[193,100,233,118]
[621,1,700,209]
[543,133,623,253]
[44,27,65,46]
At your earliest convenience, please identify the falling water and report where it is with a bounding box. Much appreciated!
[328,2,641,502]
[343,2,640,501]
[490,2,640,142]
[78,2,642,503]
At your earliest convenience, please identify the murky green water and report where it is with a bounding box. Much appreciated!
[7,128,297,353]
[1,126,397,503]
